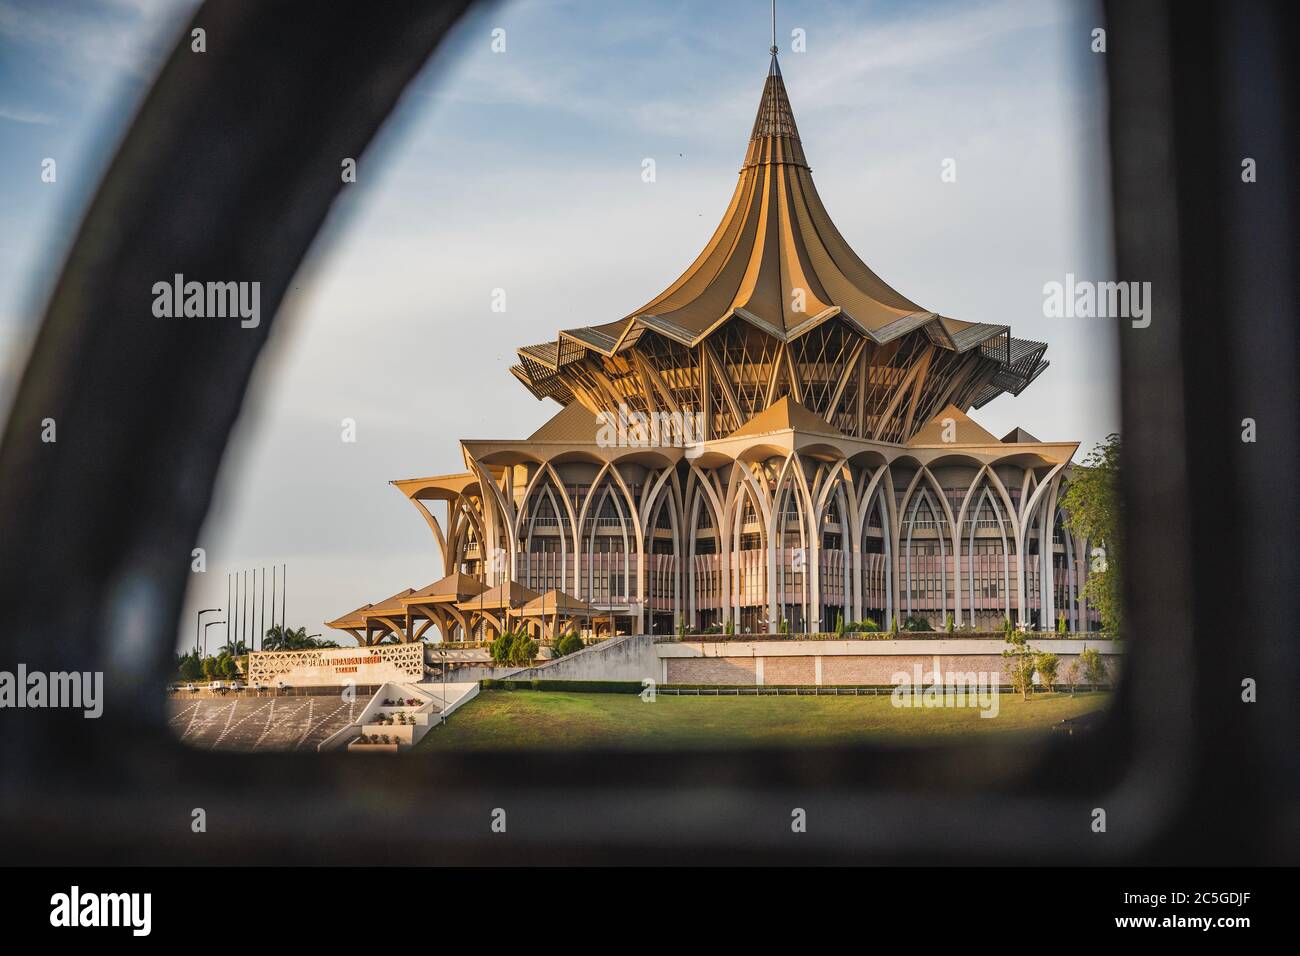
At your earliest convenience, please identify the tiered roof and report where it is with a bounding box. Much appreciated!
[510,53,1049,418]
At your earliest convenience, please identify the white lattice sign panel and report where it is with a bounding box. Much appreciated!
[247,643,424,686]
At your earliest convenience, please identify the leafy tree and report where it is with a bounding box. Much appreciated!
[263,625,336,650]
[1079,647,1108,686]
[1035,652,1060,692]
[1063,658,1080,696]
[554,631,584,657]
[489,631,514,666]
[262,624,298,650]
[1002,629,1036,701]
[1061,434,1122,635]
[488,630,538,666]
[511,633,539,665]
[202,656,218,680]
[178,652,203,681]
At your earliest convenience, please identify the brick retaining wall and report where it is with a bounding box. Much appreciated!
[668,653,1120,687]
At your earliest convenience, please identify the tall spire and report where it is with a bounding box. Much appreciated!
[749,65,801,145]
[751,1,799,148]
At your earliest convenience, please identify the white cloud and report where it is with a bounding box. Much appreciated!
[0,104,53,124]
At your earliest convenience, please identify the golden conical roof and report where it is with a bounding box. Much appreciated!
[561,55,983,349]
[510,55,1049,438]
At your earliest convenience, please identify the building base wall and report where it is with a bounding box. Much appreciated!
[658,639,1122,686]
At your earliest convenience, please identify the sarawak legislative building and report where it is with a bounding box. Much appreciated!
[328,55,1100,646]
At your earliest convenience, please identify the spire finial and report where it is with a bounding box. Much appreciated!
[770,0,778,56]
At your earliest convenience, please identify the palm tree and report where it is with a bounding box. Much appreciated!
[218,640,249,656]
[263,624,338,650]
[263,624,305,650]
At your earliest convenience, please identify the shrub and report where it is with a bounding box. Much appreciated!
[1002,628,1036,700]
[554,631,584,657]
[1063,659,1080,695]
[178,653,204,681]
[1079,647,1108,686]
[1035,652,1060,692]
[512,634,539,665]
[480,679,643,694]
[902,615,933,632]
[488,631,514,666]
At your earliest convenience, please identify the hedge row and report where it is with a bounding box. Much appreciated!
[480,678,644,694]
[479,679,1112,694]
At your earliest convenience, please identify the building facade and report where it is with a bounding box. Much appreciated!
[327,54,1099,645]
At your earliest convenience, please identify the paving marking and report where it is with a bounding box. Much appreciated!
[211,699,273,750]
[294,698,364,750]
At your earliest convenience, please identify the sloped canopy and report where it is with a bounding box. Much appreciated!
[727,395,847,440]
[403,573,487,605]
[324,602,372,630]
[455,580,541,612]
[1001,426,1042,444]
[518,589,597,617]
[326,587,416,629]
[527,400,600,443]
[907,404,1000,446]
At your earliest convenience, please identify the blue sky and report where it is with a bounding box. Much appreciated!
[0,0,1117,649]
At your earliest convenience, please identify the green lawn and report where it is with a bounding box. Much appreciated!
[413,689,1111,752]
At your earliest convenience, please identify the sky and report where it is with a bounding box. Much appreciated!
[0,0,1117,652]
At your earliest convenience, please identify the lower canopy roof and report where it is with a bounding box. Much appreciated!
[518,589,598,617]
[461,397,1076,459]
[455,580,541,612]
[403,572,487,605]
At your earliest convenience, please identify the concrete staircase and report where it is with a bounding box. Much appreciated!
[330,680,479,753]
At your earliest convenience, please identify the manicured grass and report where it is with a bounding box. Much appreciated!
[413,689,1111,752]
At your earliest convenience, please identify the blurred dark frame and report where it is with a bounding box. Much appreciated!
[0,0,1295,865]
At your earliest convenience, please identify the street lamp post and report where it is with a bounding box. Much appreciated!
[203,620,224,658]
[196,607,221,655]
